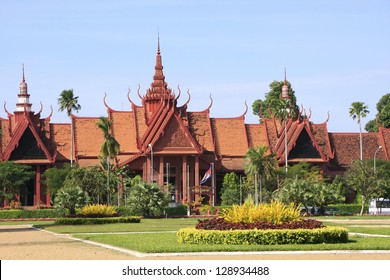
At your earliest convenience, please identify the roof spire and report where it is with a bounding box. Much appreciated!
[147,34,171,97]
[157,32,161,55]
[16,64,32,112]
[281,67,290,100]
[22,63,25,82]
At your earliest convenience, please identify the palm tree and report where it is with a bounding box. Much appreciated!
[58,89,81,167]
[244,145,277,204]
[96,116,120,204]
[349,102,369,160]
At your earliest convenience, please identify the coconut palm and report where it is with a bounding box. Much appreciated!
[96,116,120,204]
[244,145,277,204]
[58,89,81,167]
[349,101,369,160]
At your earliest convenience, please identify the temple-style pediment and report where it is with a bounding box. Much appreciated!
[153,114,202,154]
[3,115,55,163]
[273,117,329,164]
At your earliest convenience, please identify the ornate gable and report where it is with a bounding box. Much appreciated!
[153,114,202,153]
[273,117,328,164]
[3,114,55,163]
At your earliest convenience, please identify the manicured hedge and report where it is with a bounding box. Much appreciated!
[165,205,187,216]
[54,216,142,225]
[177,226,348,245]
[329,204,367,215]
[0,209,63,219]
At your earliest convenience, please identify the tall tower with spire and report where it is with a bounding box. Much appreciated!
[16,64,32,112]
[281,67,290,100]
[144,36,174,116]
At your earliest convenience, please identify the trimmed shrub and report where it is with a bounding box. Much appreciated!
[79,204,117,218]
[329,204,366,215]
[165,205,187,216]
[115,206,137,216]
[177,226,349,245]
[54,216,142,225]
[0,209,63,219]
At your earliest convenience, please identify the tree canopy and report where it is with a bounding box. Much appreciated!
[252,80,299,121]
[0,162,35,206]
[365,93,390,132]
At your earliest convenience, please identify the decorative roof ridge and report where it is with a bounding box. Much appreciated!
[329,132,375,135]
[71,114,99,120]
[103,93,117,113]
[274,119,302,156]
[301,122,328,161]
[3,101,14,118]
[141,103,175,152]
[192,94,213,114]
[127,87,141,108]
[49,122,70,126]
[44,106,54,122]
[140,99,172,150]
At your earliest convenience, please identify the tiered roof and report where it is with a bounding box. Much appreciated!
[1,43,389,173]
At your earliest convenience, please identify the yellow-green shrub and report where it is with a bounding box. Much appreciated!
[79,204,117,218]
[220,201,301,224]
[177,226,349,245]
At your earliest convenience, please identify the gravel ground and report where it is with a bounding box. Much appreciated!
[1,225,390,260]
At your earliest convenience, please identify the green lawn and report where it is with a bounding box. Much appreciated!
[4,216,390,254]
[30,216,390,253]
[74,232,390,253]
[33,218,199,233]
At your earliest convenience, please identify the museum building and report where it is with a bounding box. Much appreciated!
[1,42,389,208]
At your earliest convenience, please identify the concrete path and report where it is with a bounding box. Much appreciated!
[1,225,390,260]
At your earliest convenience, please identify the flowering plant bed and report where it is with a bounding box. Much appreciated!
[177,202,348,245]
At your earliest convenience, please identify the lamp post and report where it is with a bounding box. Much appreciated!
[374,146,382,174]
[148,144,153,183]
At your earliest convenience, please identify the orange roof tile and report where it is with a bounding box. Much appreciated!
[110,111,138,152]
[50,123,71,161]
[211,117,248,156]
[245,123,269,148]
[73,117,104,157]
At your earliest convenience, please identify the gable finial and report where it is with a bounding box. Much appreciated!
[157,31,161,55]
[22,63,25,82]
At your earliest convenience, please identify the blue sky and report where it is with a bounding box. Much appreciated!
[1,0,389,132]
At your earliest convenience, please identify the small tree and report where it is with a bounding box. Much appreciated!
[274,177,313,211]
[126,177,169,216]
[0,162,35,206]
[220,172,245,206]
[344,160,385,215]
[54,185,90,216]
[63,166,106,204]
[43,164,72,202]
[310,181,344,215]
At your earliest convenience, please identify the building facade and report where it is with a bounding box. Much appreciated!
[1,44,390,208]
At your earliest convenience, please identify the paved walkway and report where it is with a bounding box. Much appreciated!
[1,225,390,260]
